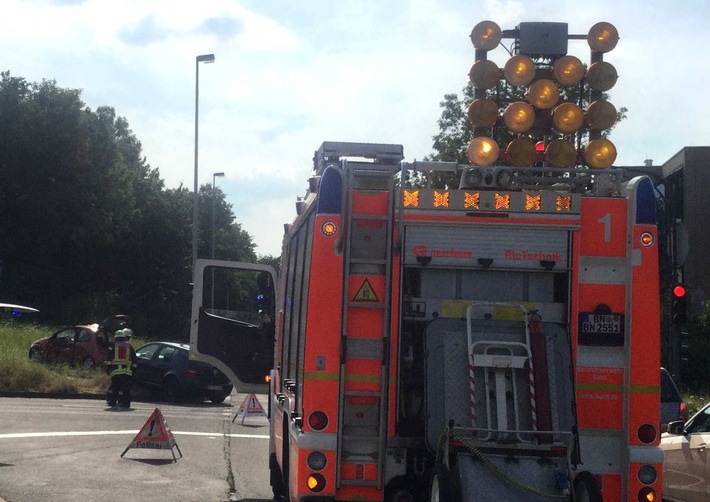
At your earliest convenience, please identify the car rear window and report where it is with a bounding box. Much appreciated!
[661,370,681,402]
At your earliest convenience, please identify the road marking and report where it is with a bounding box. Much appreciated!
[0,430,269,439]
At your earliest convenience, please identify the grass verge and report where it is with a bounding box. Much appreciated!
[1,321,128,395]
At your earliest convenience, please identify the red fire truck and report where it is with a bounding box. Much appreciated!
[191,20,663,502]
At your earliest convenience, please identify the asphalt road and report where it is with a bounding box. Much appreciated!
[0,394,273,502]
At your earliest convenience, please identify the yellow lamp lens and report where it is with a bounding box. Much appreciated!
[467,137,499,165]
[470,21,502,51]
[546,139,577,168]
[468,99,499,128]
[586,100,617,130]
[553,55,584,86]
[585,138,617,168]
[504,55,536,86]
[469,60,500,90]
[527,79,560,109]
[586,61,618,91]
[506,138,537,167]
[503,101,535,133]
[552,102,584,134]
[588,22,619,53]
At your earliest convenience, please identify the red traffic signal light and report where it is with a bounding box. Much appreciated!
[671,284,688,325]
[672,284,687,298]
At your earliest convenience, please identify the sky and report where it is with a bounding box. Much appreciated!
[3,0,709,257]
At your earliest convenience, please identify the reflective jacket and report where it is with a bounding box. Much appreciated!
[109,341,135,377]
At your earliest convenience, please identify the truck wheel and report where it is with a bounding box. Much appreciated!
[573,472,602,502]
[269,452,287,500]
[429,465,453,502]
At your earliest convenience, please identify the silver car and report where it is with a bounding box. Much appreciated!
[661,401,710,501]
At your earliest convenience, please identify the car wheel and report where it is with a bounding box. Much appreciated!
[82,357,96,370]
[163,377,182,403]
[29,349,43,363]
[210,391,229,404]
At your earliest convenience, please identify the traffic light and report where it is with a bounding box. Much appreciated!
[671,284,688,325]
[466,20,620,177]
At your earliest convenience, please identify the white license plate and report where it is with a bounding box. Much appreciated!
[581,314,622,334]
[207,385,223,391]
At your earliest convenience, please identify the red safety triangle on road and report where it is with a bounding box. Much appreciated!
[233,394,267,423]
[121,408,182,460]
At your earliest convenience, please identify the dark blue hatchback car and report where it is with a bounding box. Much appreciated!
[133,342,233,403]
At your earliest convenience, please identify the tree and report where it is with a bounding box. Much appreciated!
[0,72,258,339]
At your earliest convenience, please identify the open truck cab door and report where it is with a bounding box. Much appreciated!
[190,259,277,395]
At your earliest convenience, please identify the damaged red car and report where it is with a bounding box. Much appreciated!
[28,315,129,369]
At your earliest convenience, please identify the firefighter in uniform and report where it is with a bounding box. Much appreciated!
[106,328,136,408]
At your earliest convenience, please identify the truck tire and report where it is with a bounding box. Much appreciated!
[429,464,453,502]
[269,452,287,500]
[573,471,602,502]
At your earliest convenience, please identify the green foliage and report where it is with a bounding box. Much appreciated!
[0,72,259,339]
[677,302,710,393]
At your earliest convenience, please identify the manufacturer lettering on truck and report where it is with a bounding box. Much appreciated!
[411,245,473,259]
[504,250,562,261]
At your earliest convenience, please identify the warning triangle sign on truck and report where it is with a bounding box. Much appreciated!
[232,393,267,424]
[121,408,182,461]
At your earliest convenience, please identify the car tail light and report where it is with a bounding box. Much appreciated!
[680,402,689,422]
[637,486,656,501]
[637,465,657,485]
[308,411,328,431]
[637,424,657,444]
[184,369,199,378]
[307,452,327,471]
[306,473,326,493]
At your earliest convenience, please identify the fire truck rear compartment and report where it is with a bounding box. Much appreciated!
[424,314,575,499]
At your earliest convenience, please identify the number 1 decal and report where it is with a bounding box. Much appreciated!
[598,213,611,243]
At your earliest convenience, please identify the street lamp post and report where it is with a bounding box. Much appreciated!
[192,53,215,280]
[211,172,224,308]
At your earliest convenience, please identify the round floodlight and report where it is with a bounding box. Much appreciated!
[467,137,499,165]
[527,79,560,109]
[585,138,617,168]
[546,139,577,168]
[553,55,584,86]
[504,55,536,86]
[468,98,499,128]
[586,100,617,130]
[469,60,500,90]
[470,21,502,51]
[506,138,537,167]
[587,61,618,91]
[553,102,584,134]
[503,101,535,133]
[588,22,619,53]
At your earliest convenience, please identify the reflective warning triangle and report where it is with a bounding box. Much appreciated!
[353,279,379,302]
[121,408,182,460]
[232,394,267,424]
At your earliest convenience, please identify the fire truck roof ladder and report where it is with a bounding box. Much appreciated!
[336,156,397,491]
[314,141,404,176]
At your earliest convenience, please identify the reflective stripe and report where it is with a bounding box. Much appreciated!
[577,382,623,392]
[302,372,381,383]
[630,384,659,394]
[303,371,339,381]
